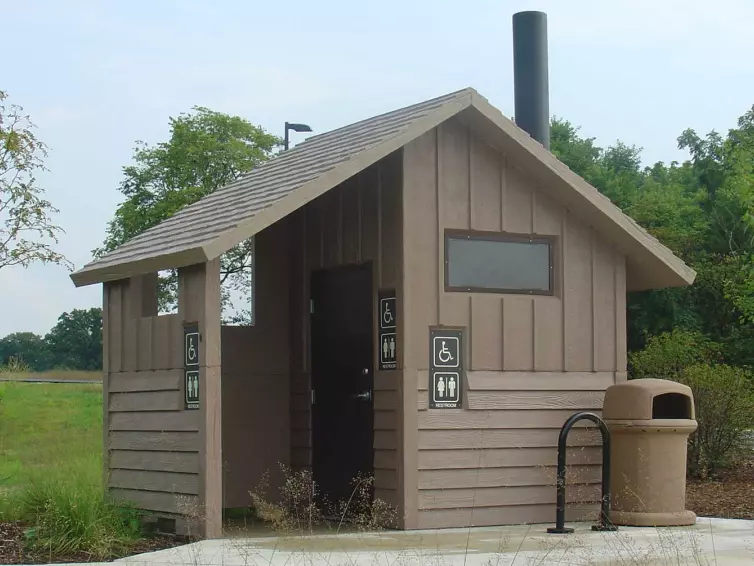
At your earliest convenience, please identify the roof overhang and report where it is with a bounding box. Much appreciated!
[70,246,208,287]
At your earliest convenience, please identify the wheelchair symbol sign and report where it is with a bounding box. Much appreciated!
[433,336,459,368]
[380,297,396,329]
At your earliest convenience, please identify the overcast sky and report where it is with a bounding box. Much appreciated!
[2,0,753,337]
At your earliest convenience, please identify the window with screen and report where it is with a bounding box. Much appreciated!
[445,230,554,294]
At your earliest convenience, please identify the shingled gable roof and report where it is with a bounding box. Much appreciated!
[71,87,696,291]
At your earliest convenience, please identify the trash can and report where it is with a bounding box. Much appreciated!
[602,378,697,527]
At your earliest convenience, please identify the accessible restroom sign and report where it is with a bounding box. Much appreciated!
[184,323,200,410]
[379,289,397,370]
[429,328,464,409]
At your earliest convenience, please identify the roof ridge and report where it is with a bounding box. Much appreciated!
[296,87,475,146]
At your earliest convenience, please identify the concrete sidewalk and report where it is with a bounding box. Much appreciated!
[109,518,754,566]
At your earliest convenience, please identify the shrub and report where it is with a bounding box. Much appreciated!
[630,330,754,477]
[0,355,32,374]
[629,329,721,379]
[677,364,754,478]
[250,465,324,534]
[249,464,397,535]
[20,471,142,560]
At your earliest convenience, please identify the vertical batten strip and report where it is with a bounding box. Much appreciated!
[613,250,618,378]
[468,296,473,369]
[302,207,309,374]
[561,212,568,371]
[466,129,474,369]
[377,166,383,287]
[531,191,537,234]
[102,284,111,489]
[468,128,474,230]
[436,126,443,324]
[500,155,507,232]
[117,282,125,373]
[531,299,536,370]
[338,187,344,265]
[591,233,598,372]
[357,176,363,263]
[319,200,325,269]
[615,254,628,375]
[500,298,506,370]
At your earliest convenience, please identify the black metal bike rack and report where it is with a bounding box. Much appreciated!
[547,411,617,534]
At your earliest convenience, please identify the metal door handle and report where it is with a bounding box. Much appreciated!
[351,390,372,402]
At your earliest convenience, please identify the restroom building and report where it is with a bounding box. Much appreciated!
[71,84,694,537]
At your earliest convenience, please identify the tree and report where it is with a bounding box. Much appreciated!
[0,331,50,370]
[550,118,601,183]
[45,308,103,371]
[0,90,69,270]
[551,108,754,360]
[96,106,281,318]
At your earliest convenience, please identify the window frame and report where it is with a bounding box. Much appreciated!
[444,229,556,296]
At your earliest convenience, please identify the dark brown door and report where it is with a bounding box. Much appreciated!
[311,263,374,505]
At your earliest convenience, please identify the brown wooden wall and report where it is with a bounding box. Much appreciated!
[104,261,222,538]
[104,276,201,522]
[288,151,404,515]
[221,220,291,508]
[401,118,627,529]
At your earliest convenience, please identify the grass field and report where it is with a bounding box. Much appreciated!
[0,381,154,561]
[0,381,103,518]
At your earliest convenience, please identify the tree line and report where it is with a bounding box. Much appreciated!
[0,308,102,371]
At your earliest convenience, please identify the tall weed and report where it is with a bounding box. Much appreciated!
[248,464,397,536]
[0,356,32,374]
[20,469,142,560]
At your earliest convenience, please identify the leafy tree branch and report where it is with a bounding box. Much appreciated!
[0,90,70,271]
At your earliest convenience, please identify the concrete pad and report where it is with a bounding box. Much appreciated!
[115,518,754,565]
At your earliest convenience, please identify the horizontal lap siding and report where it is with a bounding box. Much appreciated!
[105,280,198,517]
[110,489,199,515]
[374,371,400,494]
[416,369,611,526]
[417,504,597,529]
[109,451,199,472]
[290,154,404,517]
[402,121,626,528]
[110,469,198,495]
[418,447,603,469]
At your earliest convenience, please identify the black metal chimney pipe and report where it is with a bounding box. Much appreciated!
[512,11,550,149]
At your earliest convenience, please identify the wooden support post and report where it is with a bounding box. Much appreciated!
[178,259,222,538]
[102,282,112,492]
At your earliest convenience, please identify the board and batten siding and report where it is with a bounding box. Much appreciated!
[221,219,291,509]
[288,152,404,516]
[402,119,627,529]
[104,276,200,525]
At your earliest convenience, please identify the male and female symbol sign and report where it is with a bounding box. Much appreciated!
[379,290,464,408]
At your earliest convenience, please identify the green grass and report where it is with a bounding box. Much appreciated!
[0,382,143,560]
[0,381,102,509]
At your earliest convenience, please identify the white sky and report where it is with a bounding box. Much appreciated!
[2,0,753,336]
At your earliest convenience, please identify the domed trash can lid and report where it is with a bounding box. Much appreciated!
[603,378,695,421]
